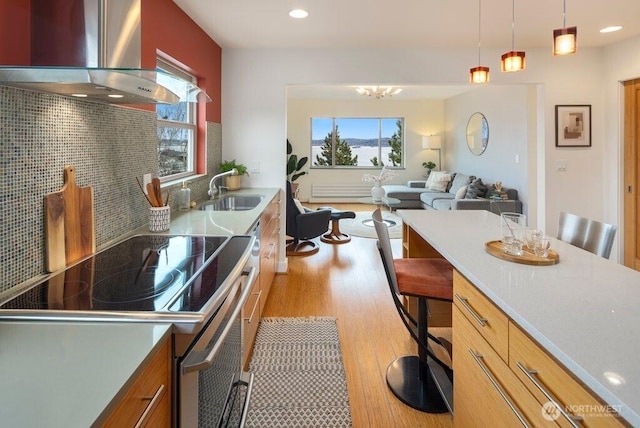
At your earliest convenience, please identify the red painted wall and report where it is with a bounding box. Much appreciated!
[0,0,30,65]
[142,0,222,123]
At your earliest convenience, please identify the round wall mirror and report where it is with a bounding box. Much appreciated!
[466,112,489,156]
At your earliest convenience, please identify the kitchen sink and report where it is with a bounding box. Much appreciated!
[198,194,264,211]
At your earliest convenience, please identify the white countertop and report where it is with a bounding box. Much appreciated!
[160,188,280,236]
[0,321,172,428]
[398,209,640,425]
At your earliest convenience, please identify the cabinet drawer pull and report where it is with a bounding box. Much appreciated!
[469,350,529,427]
[244,290,262,323]
[266,243,275,259]
[455,294,488,327]
[135,384,165,428]
[515,361,583,427]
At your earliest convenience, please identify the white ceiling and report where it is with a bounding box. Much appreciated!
[173,0,640,100]
[174,0,640,49]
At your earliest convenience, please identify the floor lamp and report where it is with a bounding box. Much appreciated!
[422,136,442,170]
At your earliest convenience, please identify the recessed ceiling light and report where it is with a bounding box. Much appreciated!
[108,94,124,98]
[289,9,308,19]
[71,94,88,98]
[600,26,622,33]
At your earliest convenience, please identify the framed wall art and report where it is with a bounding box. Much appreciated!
[555,105,591,147]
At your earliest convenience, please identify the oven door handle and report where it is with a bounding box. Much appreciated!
[182,267,258,374]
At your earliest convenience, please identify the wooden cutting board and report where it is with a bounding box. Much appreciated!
[44,165,96,272]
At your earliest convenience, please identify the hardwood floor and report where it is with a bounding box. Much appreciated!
[262,204,453,428]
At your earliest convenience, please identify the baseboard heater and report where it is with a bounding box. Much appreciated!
[310,183,371,202]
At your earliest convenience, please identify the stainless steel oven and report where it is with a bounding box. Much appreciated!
[178,266,256,427]
[0,233,258,428]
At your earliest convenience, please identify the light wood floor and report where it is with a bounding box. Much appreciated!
[262,204,453,428]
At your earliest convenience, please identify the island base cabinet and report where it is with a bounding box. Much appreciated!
[453,305,558,427]
[509,324,627,427]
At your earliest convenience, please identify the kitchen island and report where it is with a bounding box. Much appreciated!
[398,209,640,426]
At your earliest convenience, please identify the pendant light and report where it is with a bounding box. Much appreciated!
[501,0,526,72]
[470,0,489,84]
[553,0,577,55]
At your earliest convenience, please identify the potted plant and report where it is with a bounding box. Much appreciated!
[219,159,249,190]
[422,161,436,178]
[287,139,308,196]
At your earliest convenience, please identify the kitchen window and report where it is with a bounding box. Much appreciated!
[311,117,404,168]
[156,58,197,180]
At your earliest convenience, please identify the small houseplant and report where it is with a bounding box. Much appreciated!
[219,159,249,190]
[422,161,436,178]
[287,139,308,196]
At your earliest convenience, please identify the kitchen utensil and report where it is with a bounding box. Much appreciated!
[152,177,162,206]
[136,177,154,207]
[146,182,160,207]
[44,165,95,272]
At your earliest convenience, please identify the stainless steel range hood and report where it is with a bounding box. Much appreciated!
[0,0,211,105]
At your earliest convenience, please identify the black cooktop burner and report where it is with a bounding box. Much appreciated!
[1,235,230,312]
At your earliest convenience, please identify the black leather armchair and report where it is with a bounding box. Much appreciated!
[285,181,331,256]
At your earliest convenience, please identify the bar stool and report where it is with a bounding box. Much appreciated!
[557,211,617,259]
[372,209,454,413]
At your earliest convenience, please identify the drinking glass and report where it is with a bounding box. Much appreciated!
[525,229,543,251]
[501,212,526,256]
[534,234,551,258]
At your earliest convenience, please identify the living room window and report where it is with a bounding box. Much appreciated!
[156,58,197,180]
[311,117,404,168]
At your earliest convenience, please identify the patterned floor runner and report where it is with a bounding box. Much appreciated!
[246,317,353,427]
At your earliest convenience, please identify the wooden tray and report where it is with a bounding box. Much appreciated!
[485,240,559,266]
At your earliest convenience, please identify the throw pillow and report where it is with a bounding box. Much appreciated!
[425,170,439,188]
[464,178,488,199]
[293,198,306,214]
[427,172,452,192]
[448,173,474,195]
[455,185,468,199]
[445,173,458,192]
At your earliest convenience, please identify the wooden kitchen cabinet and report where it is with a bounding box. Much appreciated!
[453,270,627,427]
[242,192,281,368]
[510,324,627,427]
[453,305,556,427]
[259,192,280,315]
[103,336,171,428]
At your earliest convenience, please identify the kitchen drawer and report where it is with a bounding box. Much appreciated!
[509,324,627,427]
[453,270,509,362]
[242,276,262,369]
[103,337,171,427]
[259,195,279,315]
[453,305,558,427]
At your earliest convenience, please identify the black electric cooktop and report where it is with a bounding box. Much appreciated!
[0,235,250,313]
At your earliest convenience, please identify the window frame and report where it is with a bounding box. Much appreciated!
[310,117,405,169]
[156,58,198,182]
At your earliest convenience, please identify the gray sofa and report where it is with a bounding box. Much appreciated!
[383,172,522,214]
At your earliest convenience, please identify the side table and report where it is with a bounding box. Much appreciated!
[357,196,401,226]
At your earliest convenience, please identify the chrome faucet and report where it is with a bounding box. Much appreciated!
[208,168,237,199]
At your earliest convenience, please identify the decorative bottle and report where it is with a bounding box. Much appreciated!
[179,181,191,211]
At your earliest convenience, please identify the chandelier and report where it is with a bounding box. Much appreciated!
[355,86,402,99]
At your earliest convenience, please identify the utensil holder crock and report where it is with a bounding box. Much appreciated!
[149,206,171,232]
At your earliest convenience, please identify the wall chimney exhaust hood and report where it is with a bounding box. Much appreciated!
[0,0,211,105]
